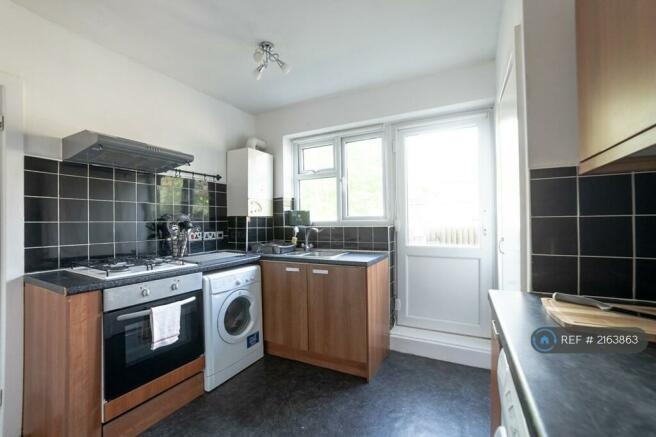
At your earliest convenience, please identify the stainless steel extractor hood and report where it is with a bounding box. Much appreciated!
[62,130,194,173]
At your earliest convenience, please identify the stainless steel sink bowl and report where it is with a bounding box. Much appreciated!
[288,250,348,259]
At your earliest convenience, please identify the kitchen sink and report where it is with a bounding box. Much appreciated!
[288,250,348,259]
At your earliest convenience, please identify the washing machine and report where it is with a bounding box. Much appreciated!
[203,265,264,391]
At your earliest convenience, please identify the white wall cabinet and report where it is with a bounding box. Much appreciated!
[227,148,273,216]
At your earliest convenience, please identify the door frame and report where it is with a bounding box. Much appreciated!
[393,109,496,338]
[495,24,531,292]
[0,71,25,437]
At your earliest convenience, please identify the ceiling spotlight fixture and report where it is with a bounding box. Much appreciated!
[253,41,291,80]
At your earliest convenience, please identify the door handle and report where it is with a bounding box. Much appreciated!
[285,267,300,272]
[498,237,505,255]
[116,296,196,321]
[312,269,329,275]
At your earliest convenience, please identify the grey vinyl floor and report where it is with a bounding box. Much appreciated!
[142,351,490,437]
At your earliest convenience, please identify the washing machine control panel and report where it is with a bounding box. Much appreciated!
[208,267,260,292]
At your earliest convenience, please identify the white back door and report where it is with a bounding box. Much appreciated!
[395,112,494,337]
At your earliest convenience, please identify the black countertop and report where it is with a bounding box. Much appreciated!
[24,253,262,295]
[260,250,388,266]
[488,290,656,437]
[24,250,389,295]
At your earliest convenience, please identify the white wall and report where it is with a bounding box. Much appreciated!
[255,61,496,197]
[523,0,578,168]
[0,0,255,175]
[0,1,255,435]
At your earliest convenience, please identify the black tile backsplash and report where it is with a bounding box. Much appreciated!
[531,218,578,255]
[25,247,59,272]
[24,223,58,248]
[115,202,137,222]
[579,217,632,257]
[579,175,632,215]
[635,173,656,214]
[635,216,656,258]
[635,259,656,301]
[137,184,156,203]
[60,244,89,268]
[114,181,136,202]
[531,255,578,294]
[59,161,87,177]
[579,257,633,299]
[23,156,227,272]
[25,197,58,222]
[89,165,113,179]
[530,166,656,301]
[137,203,157,221]
[89,223,113,244]
[59,222,88,246]
[530,167,577,178]
[89,242,114,258]
[25,171,59,197]
[59,175,87,199]
[25,156,58,173]
[530,177,577,216]
[89,178,113,200]
[89,200,113,221]
[59,199,88,222]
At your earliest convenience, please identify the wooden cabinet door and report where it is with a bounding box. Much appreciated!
[307,264,367,364]
[261,261,308,351]
[577,0,656,161]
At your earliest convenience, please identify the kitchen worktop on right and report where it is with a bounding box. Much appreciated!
[489,290,656,437]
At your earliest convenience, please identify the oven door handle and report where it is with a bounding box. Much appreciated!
[115,296,197,322]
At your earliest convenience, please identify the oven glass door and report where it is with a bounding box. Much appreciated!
[103,290,203,401]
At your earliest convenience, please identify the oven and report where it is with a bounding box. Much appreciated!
[102,272,204,401]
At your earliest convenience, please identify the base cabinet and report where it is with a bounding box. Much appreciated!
[23,284,103,437]
[261,262,309,351]
[307,265,368,364]
[261,260,390,381]
[23,283,203,437]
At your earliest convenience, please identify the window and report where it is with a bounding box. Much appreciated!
[404,125,480,247]
[293,128,388,224]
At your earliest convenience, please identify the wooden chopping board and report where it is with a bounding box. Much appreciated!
[542,297,656,342]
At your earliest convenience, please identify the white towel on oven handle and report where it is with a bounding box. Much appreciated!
[150,300,182,350]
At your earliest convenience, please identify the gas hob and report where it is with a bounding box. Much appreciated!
[69,256,195,280]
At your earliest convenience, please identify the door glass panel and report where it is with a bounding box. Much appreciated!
[224,296,252,336]
[405,126,480,247]
[302,145,334,172]
[299,177,337,222]
[344,137,384,217]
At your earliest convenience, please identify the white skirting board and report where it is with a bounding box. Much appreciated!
[390,325,491,369]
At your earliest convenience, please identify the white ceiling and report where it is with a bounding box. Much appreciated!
[14,0,502,114]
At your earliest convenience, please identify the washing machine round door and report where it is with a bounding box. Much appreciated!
[217,289,257,344]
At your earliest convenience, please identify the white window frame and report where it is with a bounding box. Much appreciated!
[293,125,392,225]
